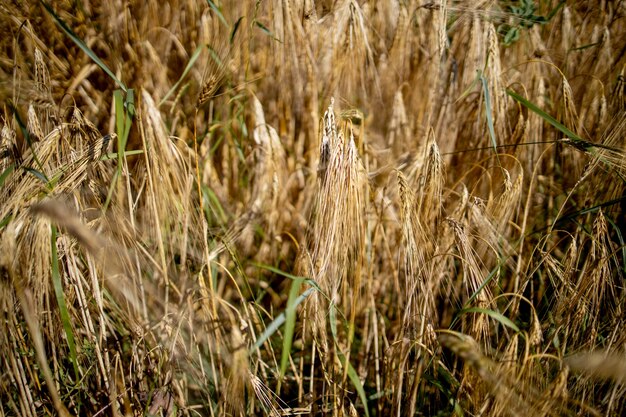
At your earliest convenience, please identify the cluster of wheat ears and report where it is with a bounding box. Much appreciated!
[0,1,625,416]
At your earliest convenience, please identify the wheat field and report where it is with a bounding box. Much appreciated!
[0,1,625,416]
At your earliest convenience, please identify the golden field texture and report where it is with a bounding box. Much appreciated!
[0,1,625,416]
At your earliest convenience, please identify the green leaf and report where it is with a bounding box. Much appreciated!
[253,263,322,291]
[50,225,79,380]
[554,196,626,228]
[124,89,136,118]
[100,150,144,161]
[546,1,567,20]
[0,163,15,187]
[329,303,370,417]
[254,20,280,41]
[159,45,205,106]
[342,354,370,417]
[329,302,339,340]
[206,0,228,27]
[117,88,135,148]
[202,185,228,225]
[456,71,481,103]
[114,90,125,151]
[104,89,134,212]
[230,16,244,44]
[119,90,134,161]
[606,217,626,275]
[251,287,315,352]
[102,170,119,213]
[507,89,585,142]
[504,27,519,45]
[478,71,503,171]
[458,307,520,333]
[570,42,601,51]
[254,20,272,36]
[0,215,12,229]
[40,1,127,92]
[466,265,501,306]
[206,45,225,69]
[277,277,304,392]
[25,168,48,184]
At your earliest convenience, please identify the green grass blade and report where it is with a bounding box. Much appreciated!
[0,215,12,229]
[114,90,125,154]
[206,0,228,27]
[455,71,480,103]
[0,163,15,187]
[116,88,135,150]
[570,41,601,51]
[251,286,315,352]
[254,20,271,36]
[546,1,567,20]
[25,168,49,184]
[466,264,501,307]
[100,149,144,161]
[458,307,520,333]
[206,45,225,71]
[560,196,626,220]
[606,217,626,275]
[342,353,370,417]
[230,17,244,44]
[253,263,322,291]
[277,277,304,392]
[159,45,205,106]
[104,89,134,212]
[124,88,136,118]
[253,263,305,281]
[329,304,370,417]
[102,170,119,213]
[507,89,584,142]
[40,1,127,92]
[50,224,79,380]
[202,185,228,225]
[253,20,280,41]
[479,71,502,170]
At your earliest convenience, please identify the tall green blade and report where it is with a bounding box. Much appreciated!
[507,89,584,142]
[41,1,127,92]
[50,225,79,380]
